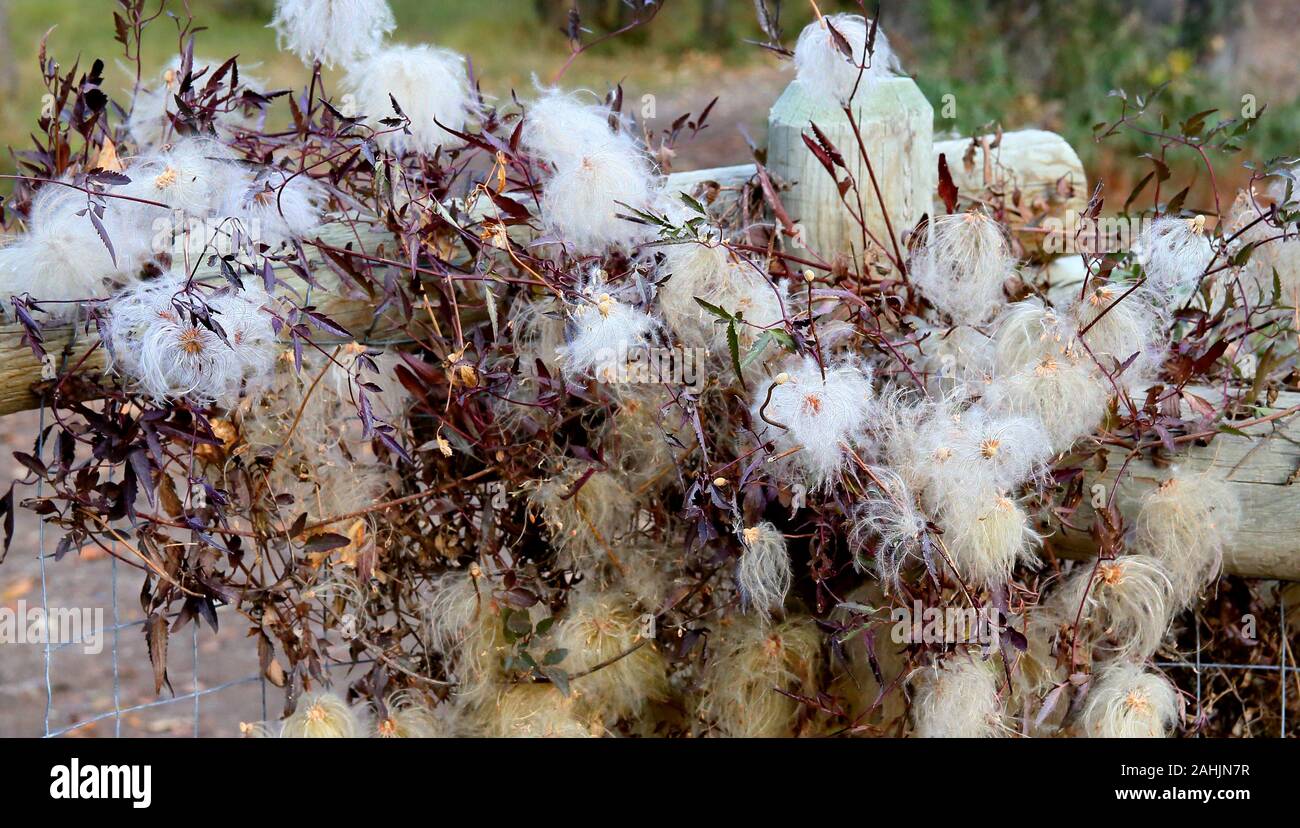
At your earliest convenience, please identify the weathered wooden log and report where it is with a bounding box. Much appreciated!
[0,221,403,417]
[665,129,1087,251]
[934,129,1087,254]
[1047,388,1300,581]
[766,77,934,264]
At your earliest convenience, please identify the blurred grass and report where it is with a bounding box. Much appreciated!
[1,0,1296,199]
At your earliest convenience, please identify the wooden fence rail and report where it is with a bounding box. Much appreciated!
[0,76,1295,578]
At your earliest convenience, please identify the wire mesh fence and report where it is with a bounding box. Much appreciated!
[14,403,1297,738]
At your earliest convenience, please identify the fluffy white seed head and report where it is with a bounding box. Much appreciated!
[736,522,792,613]
[936,490,1040,587]
[697,615,822,737]
[425,570,483,656]
[792,14,901,106]
[751,355,875,489]
[985,353,1111,454]
[0,184,161,317]
[1052,555,1175,661]
[848,465,927,589]
[555,273,658,378]
[372,692,450,738]
[943,405,1054,494]
[655,237,786,353]
[1079,663,1181,738]
[991,297,1079,376]
[1069,281,1165,387]
[121,137,244,218]
[107,273,278,406]
[1136,215,1215,302]
[525,462,635,572]
[220,169,326,247]
[521,89,630,168]
[269,0,395,69]
[910,212,1014,326]
[490,683,597,738]
[1133,468,1242,607]
[280,690,362,737]
[911,655,1005,738]
[342,44,476,156]
[551,589,668,722]
[539,145,656,253]
[915,322,995,392]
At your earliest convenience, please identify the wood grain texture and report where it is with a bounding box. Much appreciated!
[1047,388,1300,580]
[934,129,1087,254]
[766,77,935,264]
[665,129,1085,247]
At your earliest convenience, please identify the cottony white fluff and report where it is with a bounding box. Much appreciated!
[551,590,668,722]
[655,236,786,353]
[522,90,656,252]
[521,90,630,168]
[991,297,1079,376]
[1053,555,1175,661]
[910,212,1014,326]
[911,655,1004,738]
[937,490,1039,587]
[916,323,995,390]
[121,138,243,217]
[425,570,483,655]
[107,274,277,406]
[269,0,395,69]
[792,14,901,106]
[1079,662,1180,738]
[1136,215,1215,302]
[985,353,1111,454]
[556,274,658,378]
[752,355,875,488]
[1133,467,1242,607]
[280,691,362,737]
[697,615,822,737]
[221,169,326,246]
[877,388,965,500]
[943,405,1053,494]
[373,692,449,738]
[491,684,595,738]
[127,56,267,148]
[539,145,656,252]
[342,45,476,156]
[1070,281,1165,384]
[736,523,792,613]
[849,466,926,589]
[0,185,155,317]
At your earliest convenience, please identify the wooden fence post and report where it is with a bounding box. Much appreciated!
[765,76,934,266]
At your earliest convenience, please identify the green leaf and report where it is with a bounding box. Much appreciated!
[679,192,708,215]
[507,611,533,637]
[741,332,773,368]
[535,616,555,636]
[501,609,518,644]
[727,320,745,388]
[693,296,734,322]
[542,648,568,666]
[546,668,571,697]
[767,328,797,352]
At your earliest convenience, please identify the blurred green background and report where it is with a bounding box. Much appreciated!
[0,0,1295,196]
